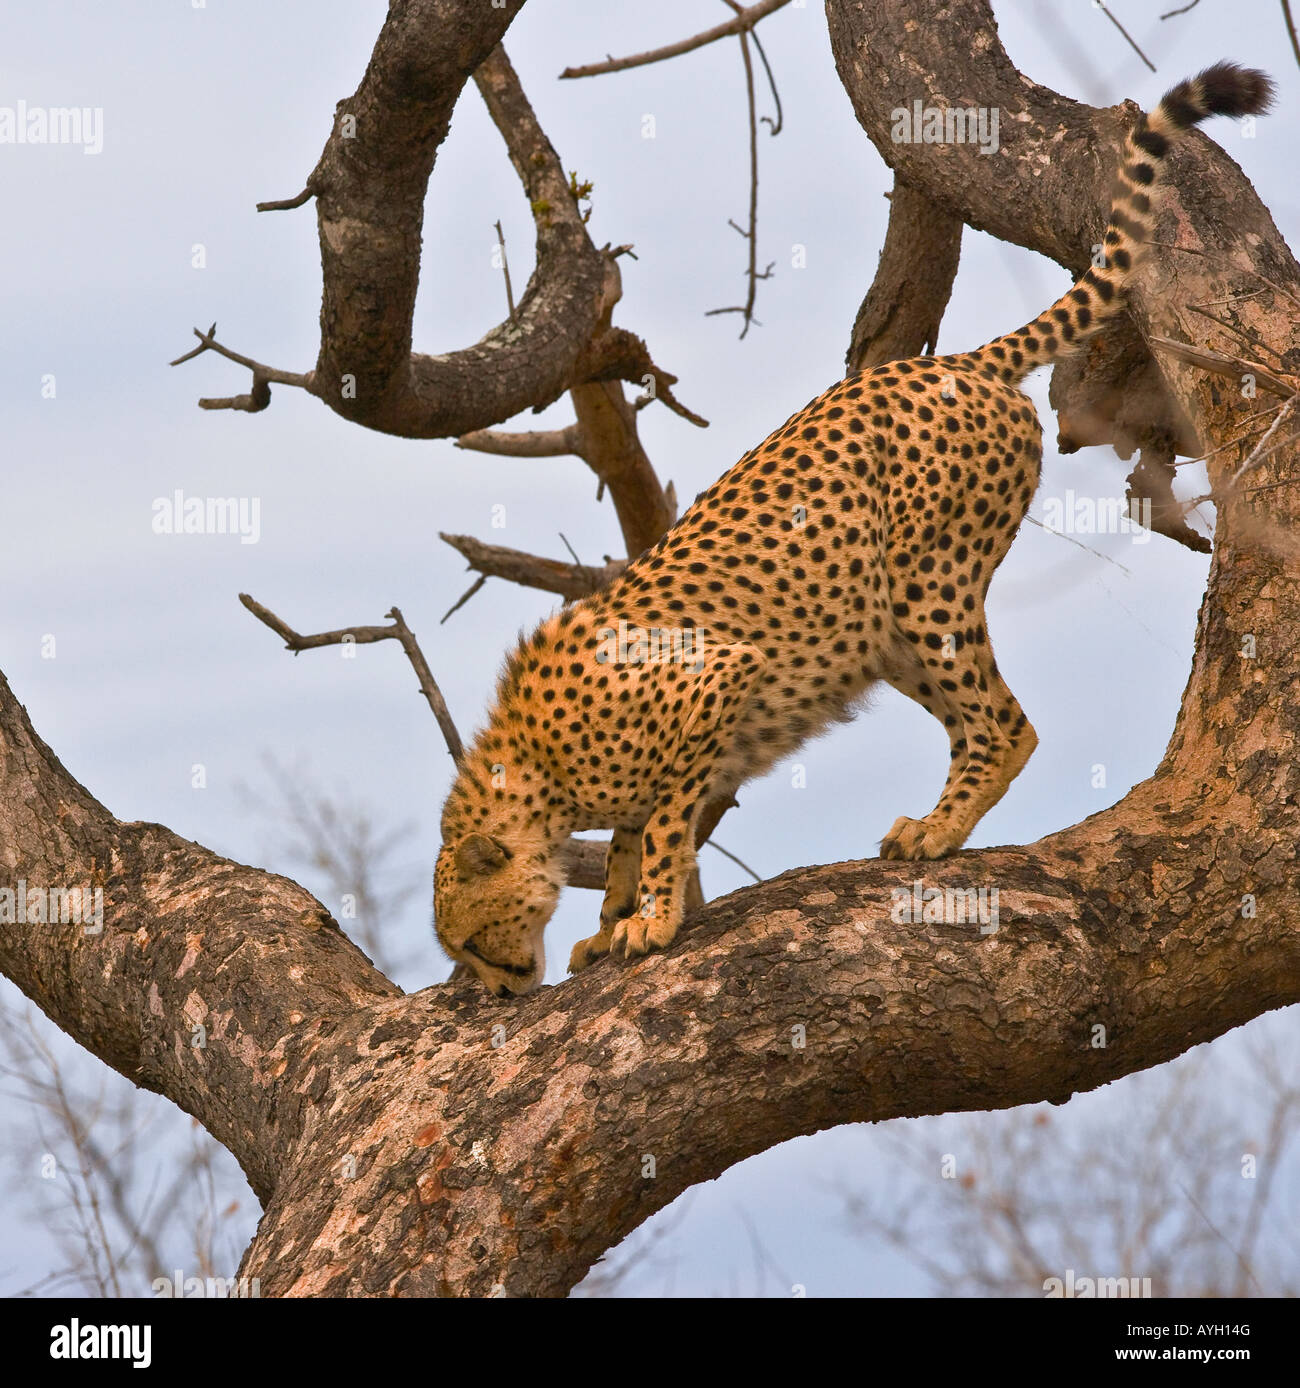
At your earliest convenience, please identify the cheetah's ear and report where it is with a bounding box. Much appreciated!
[454,833,511,878]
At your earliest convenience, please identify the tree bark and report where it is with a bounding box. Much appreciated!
[3,0,1298,1296]
[846,176,963,371]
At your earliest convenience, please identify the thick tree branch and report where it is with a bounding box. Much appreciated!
[0,672,401,1208]
[847,177,964,371]
[827,0,1300,545]
[306,30,606,437]
[180,6,695,440]
[4,620,1298,1296]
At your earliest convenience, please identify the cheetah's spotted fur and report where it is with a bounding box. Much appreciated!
[435,63,1272,996]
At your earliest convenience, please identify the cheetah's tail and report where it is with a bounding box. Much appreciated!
[977,61,1274,385]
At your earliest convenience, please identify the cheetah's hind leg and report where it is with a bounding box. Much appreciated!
[880,634,1037,861]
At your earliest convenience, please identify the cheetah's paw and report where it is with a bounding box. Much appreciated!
[880,815,960,861]
[568,932,611,973]
[611,915,678,960]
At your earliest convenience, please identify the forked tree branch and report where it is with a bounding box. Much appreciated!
[239,595,465,765]
[177,4,696,439]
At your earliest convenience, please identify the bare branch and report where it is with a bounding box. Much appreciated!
[439,532,624,600]
[169,324,313,388]
[238,594,464,764]
[560,0,792,80]
[493,218,516,321]
[455,424,584,458]
[256,187,315,213]
[1187,304,1287,367]
[440,576,487,625]
[1093,1,1157,73]
[1146,335,1295,401]
[171,324,313,413]
[1284,0,1300,74]
[706,29,775,339]
[704,839,763,883]
[1229,396,1300,488]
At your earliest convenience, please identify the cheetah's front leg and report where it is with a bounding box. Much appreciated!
[569,826,642,973]
[610,642,765,961]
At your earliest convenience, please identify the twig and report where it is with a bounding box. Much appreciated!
[1245,473,1300,494]
[1186,304,1287,367]
[1159,0,1201,17]
[256,186,314,213]
[1177,1180,1264,1296]
[705,838,762,883]
[1023,514,1134,575]
[455,424,583,458]
[1173,415,1271,468]
[558,532,605,596]
[705,29,776,338]
[239,594,464,764]
[1190,288,1268,312]
[1094,0,1157,72]
[1183,426,1300,509]
[440,577,487,625]
[1228,399,1300,488]
[559,0,792,80]
[170,323,313,413]
[169,324,311,386]
[1284,0,1300,74]
[750,27,783,136]
[494,219,516,321]
[1146,335,1295,400]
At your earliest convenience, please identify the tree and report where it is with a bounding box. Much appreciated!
[2,0,1297,1296]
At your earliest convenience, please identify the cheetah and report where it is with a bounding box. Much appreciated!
[435,63,1272,996]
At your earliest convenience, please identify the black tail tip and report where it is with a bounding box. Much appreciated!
[1191,61,1275,120]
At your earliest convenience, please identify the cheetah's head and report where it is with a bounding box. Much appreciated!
[433,832,562,996]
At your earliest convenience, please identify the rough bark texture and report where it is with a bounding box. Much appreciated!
[828,0,1294,524]
[3,0,1298,1297]
[298,9,685,439]
[846,176,964,371]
